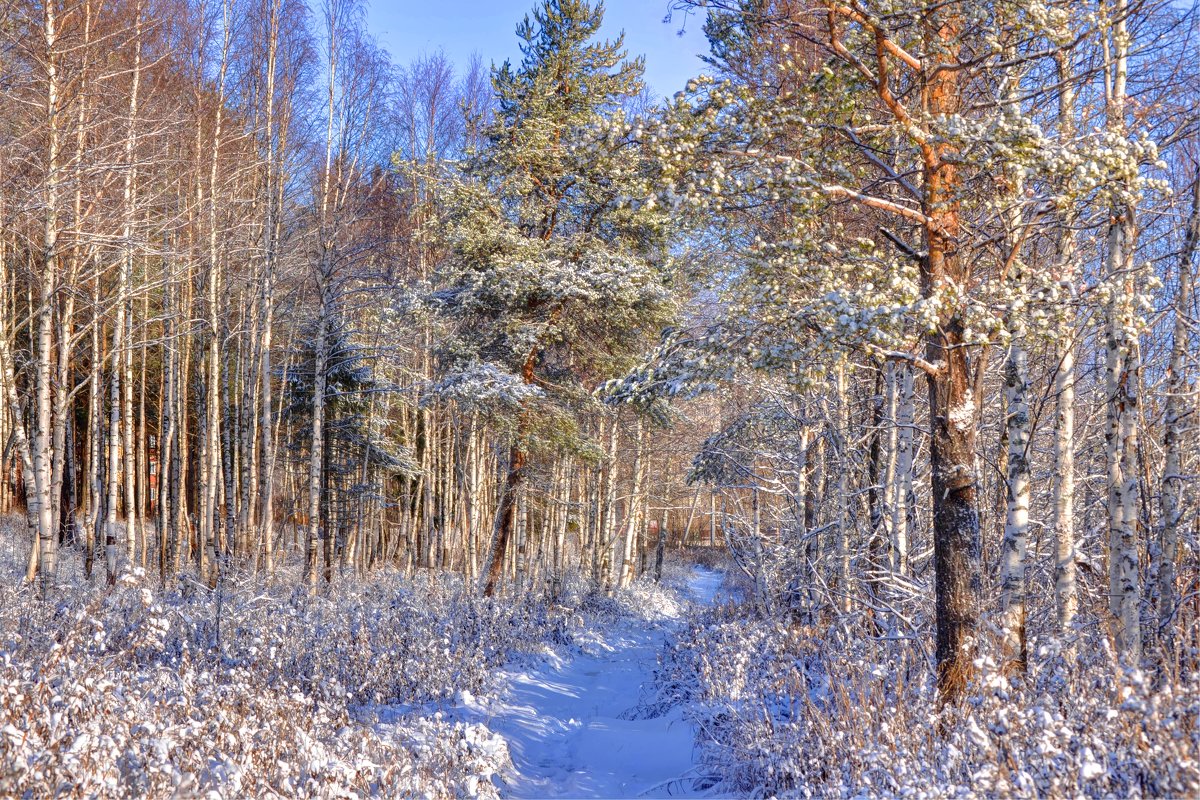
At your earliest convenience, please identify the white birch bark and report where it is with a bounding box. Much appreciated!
[997,54,1030,671]
[998,329,1030,668]
[256,0,286,574]
[619,417,646,589]
[201,0,231,586]
[1104,0,1141,664]
[600,417,619,589]
[891,365,915,576]
[305,0,344,589]
[834,358,851,612]
[0,242,42,584]
[1052,50,1079,653]
[1157,171,1199,646]
[882,363,898,562]
[119,0,144,565]
[35,0,63,593]
[305,309,328,589]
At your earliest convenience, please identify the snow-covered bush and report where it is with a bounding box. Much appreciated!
[662,603,1200,798]
[0,566,572,798]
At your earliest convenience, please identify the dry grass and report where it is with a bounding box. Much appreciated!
[0,556,572,798]
[659,600,1200,798]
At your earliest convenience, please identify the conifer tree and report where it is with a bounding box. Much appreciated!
[614,0,1127,699]
[432,0,673,596]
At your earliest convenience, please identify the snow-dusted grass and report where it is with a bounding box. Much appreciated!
[0,511,738,799]
[0,520,579,798]
[661,601,1200,798]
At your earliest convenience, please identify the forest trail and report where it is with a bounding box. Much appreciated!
[463,567,725,799]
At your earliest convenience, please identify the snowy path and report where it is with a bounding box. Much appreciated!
[464,568,724,799]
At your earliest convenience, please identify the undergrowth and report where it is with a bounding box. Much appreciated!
[0,563,566,798]
[660,598,1200,798]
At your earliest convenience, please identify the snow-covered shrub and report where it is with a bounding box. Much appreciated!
[662,603,1200,798]
[0,566,575,798]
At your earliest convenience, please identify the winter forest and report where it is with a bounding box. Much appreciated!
[0,0,1197,795]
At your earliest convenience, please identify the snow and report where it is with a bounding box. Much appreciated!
[949,389,975,432]
[461,568,726,798]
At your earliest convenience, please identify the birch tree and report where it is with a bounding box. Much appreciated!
[1155,166,1199,651]
[1102,0,1143,665]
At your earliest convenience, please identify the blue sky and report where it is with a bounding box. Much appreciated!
[365,0,712,98]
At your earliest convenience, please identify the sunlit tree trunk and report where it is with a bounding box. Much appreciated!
[200,0,231,587]
[1052,49,1079,657]
[0,234,42,582]
[1156,170,1199,652]
[997,53,1030,673]
[922,5,982,700]
[619,417,647,589]
[118,0,144,567]
[306,305,328,589]
[35,0,64,594]
[834,359,852,611]
[1103,0,1141,665]
[255,0,288,574]
[891,364,915,575]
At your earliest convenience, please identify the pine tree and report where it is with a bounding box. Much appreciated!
[432,0,674,596]
[613,0,1125,700]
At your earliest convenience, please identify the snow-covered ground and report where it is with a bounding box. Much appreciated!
[5,518,1195,799]
[459,567,725,799]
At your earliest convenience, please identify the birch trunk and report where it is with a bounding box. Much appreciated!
[1104,1,1141,665]
[998,327,1031,670]
[1052,49,1079,653]
[306,308,328,590]
[619,417,647,589]
[35,0,63,594]
[599,418,619,589]
[121,0,144,565]
[0,248,42,584]
[1156,170,1199,649]
[891,364,915,575]
[137,294,149,568]
[201,0,231,587]
[997,55,1030,673]
[85,272,103,579]
[834,359,851,612]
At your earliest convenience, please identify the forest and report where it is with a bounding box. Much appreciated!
[0,0,1197,796]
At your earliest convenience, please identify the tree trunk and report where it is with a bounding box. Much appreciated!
[1156,170,1199,652]
[482,441,526,597]
[306,310,329,590]
[834,358,851,612]
[891,364,915,575]
[923,5,981,701]
[34,0,64,596]
[1052,48,1079,657]
[619,417,647,589]
[998,328,1031,672]
[1104,0,1141,665]
[997,56,1030,672]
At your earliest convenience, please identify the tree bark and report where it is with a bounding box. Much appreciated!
[922,4,981,701]
[482,440,526,597]
[1052,48,1079,658]
[1104,0,1141,665]
[1156,170,1199,652]
[35,0,64,595]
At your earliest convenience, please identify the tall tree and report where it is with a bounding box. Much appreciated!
[621,0,1108,698]
[433,0,673,596]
